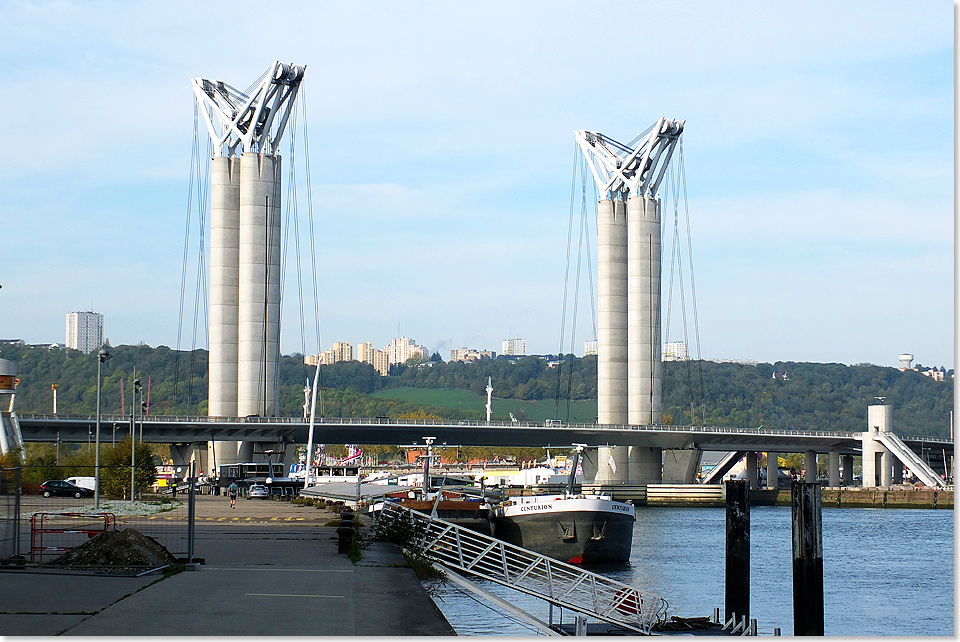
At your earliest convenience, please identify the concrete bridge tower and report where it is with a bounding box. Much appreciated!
[576,119,683,484]
[192,62,305,470]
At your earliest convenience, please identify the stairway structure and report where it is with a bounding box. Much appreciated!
[377,503,667,634]
[875,432,946,488]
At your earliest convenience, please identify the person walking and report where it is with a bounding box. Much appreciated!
[228,481,239,508]
[170,478,178,498]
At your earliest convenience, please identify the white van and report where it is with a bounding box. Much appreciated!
[65,476,97,491]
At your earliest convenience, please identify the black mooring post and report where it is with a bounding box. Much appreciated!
[725,479,750,624]
[792,481,824,635]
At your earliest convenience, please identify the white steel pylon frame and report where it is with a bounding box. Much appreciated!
[192,61,305,474]
[192,61,305,156]
[575,118,683,200]
[577,118,683,484]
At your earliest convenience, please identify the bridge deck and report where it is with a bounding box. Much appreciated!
[16,413,953,455]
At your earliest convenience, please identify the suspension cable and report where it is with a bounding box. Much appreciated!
[174,102,201,408]
[301,86,324,415]
[555,141,580,418]
[678,142,706,423]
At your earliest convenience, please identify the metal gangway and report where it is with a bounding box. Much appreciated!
[377,502,668,634]
[875,432,948,488]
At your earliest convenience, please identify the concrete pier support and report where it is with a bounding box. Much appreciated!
[828,451,840,487]
[238,153,282,418]
[209,156,242,471]
[766,452,779,489]
[841,454,854,486]
[624,196,662,484]
[745,451,759,489]
[595,198,628,484]
[626,196,661,427]
[209,156,241,418]
[804,451,818,483]
[597,198,628,426]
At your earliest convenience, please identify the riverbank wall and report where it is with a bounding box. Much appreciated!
[534,483,954,509]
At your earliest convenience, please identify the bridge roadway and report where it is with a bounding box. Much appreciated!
[16,413,954,457]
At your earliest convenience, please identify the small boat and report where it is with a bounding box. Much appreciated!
[490,446,635,564]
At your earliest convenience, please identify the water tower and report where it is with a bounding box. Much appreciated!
[898,354,914,370]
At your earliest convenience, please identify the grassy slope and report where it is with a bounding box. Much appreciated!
[372,387,597,423]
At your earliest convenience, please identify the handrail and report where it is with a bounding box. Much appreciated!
[378,503,667,634]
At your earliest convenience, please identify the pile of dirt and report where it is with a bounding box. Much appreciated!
[46,528,179,567]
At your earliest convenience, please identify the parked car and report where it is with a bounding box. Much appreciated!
[248,484,269,499]
[39,480,94,499]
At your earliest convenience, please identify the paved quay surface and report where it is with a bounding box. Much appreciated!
[0,495,455,636]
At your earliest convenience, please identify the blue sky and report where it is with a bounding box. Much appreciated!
[0,1,954,369]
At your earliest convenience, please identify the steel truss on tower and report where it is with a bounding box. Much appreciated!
[575,118,683,200]
[192,61,305,157]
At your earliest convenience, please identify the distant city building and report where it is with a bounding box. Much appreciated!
[584,340,598,356]
[385,337,428,365]
[358,341,390,376]
[501,338,526,356]
[898,354,949,381]
[320,341,353,365]
[304,354,320,367]
[663,341,689,362]
[450,347,496,362]
[65,311,103,354]
[708,358,760,366]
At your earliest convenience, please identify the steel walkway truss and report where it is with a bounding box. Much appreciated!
[875,432,947,488]
[378,503,667,634]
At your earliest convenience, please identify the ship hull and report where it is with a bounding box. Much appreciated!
[493,496,635,564]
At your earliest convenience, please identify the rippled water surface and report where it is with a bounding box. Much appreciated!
[427,506,954,636]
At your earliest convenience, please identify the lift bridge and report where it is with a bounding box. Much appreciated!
[376,502,668,635]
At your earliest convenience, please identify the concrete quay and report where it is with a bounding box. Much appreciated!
[0,495,455,636]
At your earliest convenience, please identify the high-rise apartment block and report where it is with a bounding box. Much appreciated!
[584,340,598,356]
[358,342,390,376]
[320,341,353,365]
[386,337,428,365]
[304,337,428,377]
[501,338,526,356]
[662,341,689,362]
[65,311,103,354]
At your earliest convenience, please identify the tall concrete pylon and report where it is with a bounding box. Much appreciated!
[192,62,305,473]
[576,119,683,484]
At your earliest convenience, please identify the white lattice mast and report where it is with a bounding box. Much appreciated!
[576,118,683,483]
[193,62,305,468]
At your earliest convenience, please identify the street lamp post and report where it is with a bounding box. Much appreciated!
[94,348,112,510]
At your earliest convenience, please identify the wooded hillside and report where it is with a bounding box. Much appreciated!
[1,344,952,438]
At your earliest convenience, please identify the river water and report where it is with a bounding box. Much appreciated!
[426,507,954,636]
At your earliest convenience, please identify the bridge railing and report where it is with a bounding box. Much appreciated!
[19,413,954,445]
[19,412,861,437]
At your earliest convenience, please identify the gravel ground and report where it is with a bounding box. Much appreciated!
[20,499,182,519]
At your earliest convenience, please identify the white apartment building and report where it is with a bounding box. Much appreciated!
[385,337,428,365]
[663,341,689,362]
[501,338,526,356]
[65,311,103,354]
[584,340,598,356]
[450,347,496,362]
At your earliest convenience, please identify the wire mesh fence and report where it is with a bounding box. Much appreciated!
[1,464,194,562]
[0,466,21,559]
